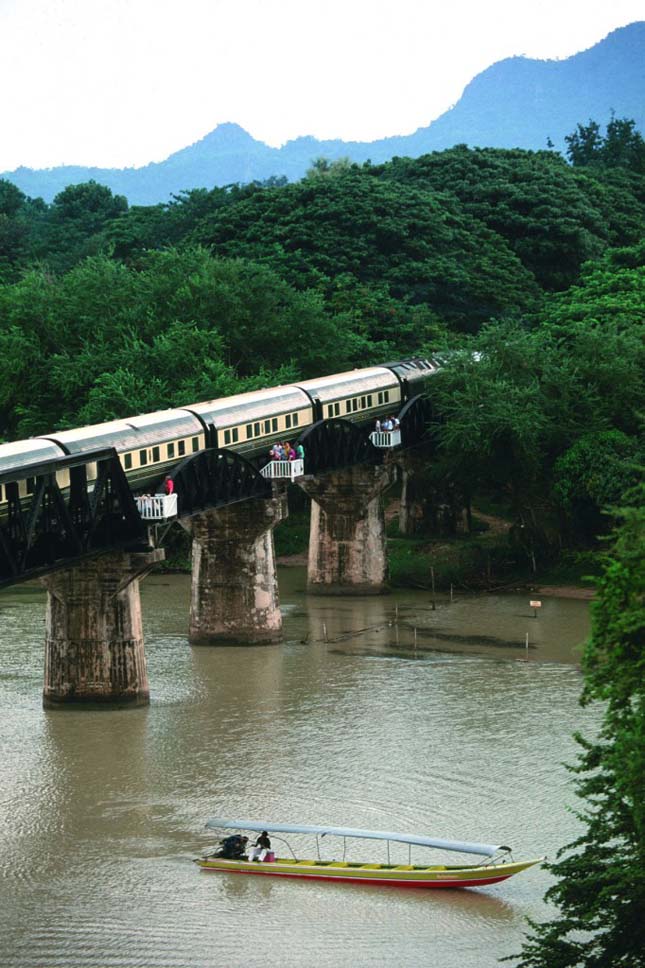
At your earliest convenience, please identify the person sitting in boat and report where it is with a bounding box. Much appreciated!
[218,834,248,859]
[248,830,271,862]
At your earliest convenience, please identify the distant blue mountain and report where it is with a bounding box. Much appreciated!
[3,22,644,205]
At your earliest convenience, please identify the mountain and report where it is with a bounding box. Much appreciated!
[3,22,644,206]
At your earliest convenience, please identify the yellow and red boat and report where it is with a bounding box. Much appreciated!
[196,819,543,890]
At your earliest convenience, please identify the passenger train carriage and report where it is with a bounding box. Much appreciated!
[0,358,436,509]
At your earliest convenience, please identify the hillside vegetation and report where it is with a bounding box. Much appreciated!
[0,121,643,574]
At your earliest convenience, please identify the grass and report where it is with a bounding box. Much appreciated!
[387,533,518,590]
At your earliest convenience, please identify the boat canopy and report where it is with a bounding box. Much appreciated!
[205,819,508,858]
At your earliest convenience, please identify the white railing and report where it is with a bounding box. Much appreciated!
[135,493,178,520]
[370,429,401,448]
[260,459,304,481]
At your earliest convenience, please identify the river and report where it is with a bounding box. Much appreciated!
[0,569,594,967]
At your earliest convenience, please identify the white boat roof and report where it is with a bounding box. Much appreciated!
[205,819,505,857]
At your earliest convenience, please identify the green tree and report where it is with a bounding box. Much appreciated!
[565,120,604,167]
[193,169,539,332]
[566,116,645,173]
[381,146,643,291]
[554,431,643,543]
[514,483,645,968]
[305,156,355,178]
[38,180,128,272]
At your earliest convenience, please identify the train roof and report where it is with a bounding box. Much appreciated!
[295,367,397,403]
[40,408,205,455]
[184,385,310,428]
[41,419,142,456]
[0,438,66,479]
[125,409,204,443]
[383,358,438,379]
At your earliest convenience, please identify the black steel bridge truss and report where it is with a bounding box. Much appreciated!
[171,448,271,516]
[295,418,381,475]
[0,449,146,589]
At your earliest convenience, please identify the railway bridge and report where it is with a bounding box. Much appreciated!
[0,367,436,708]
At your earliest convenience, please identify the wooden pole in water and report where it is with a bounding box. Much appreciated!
[450,583,454,603]
[525,631,529,657]
[431,567,436,610]
[323,622,328,642]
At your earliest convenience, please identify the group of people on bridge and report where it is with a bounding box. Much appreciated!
[268,441,305,463]
[375,416,400,433]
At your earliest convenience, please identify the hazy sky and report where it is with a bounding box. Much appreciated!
[1,0,643,171]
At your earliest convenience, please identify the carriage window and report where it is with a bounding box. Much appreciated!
[139,450,148,466]
[367,395,373,406]
[353,398,359,412]
[345,400,352,413]
[264,420,271,434]
[178,440,186,456]
[327,405,333,418]
[167,443,175,459]
[0,484,3,502]
[334,403,340,416]
[152,446,160,462]
[292,412,299,426]
[192,436,199,452]
[224,430,231,445]
[384,390,390,402]
[254,422,260,436]
[361,396,366,408]
[378,392,383,404]
[232,428,239,442]
[124,453,133,470]
[272,418,278,432]
[286,414,292,429]
[246,424,253,439]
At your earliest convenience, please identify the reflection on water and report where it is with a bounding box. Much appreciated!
[0,569,593,968]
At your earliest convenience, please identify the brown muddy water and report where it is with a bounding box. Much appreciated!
[0,568,594,967]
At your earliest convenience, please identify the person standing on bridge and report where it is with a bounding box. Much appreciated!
[164,476,174,495]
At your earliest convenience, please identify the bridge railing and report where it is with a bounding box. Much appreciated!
[135,494,178,520]
[260,459,304,482]
[369,430,401,449]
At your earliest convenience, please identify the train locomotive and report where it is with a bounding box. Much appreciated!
[0,358,436,508]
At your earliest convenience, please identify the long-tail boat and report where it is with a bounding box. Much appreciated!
[195,819,543,890]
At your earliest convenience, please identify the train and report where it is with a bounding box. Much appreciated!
[0,358,437,506]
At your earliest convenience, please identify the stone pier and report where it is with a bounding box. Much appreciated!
[183,492,287,644]
[299,464,394,595]
[42,549,164,708]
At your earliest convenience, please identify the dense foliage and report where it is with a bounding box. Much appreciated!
[513,484,645,968]
[0,120,643,561]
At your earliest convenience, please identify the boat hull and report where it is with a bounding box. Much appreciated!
[195,857,542,889]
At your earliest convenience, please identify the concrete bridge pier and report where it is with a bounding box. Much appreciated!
[42,549,164,708]
[299,464,394,595]
[182,490,287,644]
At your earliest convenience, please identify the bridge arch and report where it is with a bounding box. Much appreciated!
[296,419,380,475]
[171,448,271,516]
[398,394,434,450]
